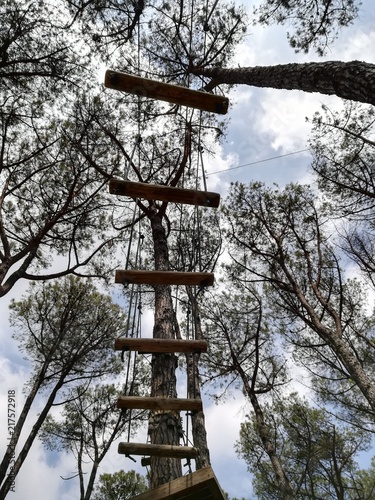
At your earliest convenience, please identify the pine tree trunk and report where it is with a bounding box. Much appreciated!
[195,61,375,105]
[315,321,375,413]
[149,212,182,488]
[0,378,65,499]
[0,360,52,489]
[186,289,210,469]
[241,374,295,499]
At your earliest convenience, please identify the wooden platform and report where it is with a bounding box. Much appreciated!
[117,396,203,412]
[118,442,199,459]
[130,466,226,500]
[104,70,229,114]
[115,338,208,354]
[109,179,220,208]
[115,270,215,287]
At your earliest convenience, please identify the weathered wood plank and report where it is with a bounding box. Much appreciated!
[109,179,220,208]
[115,338,208,354]
[104,70,229,114]
[115,270,214,287]
[117,396,203,412]
[118,442,199,459]
[130,466,226,500]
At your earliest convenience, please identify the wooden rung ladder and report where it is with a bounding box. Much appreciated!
[117,396,203,412]
[118,442,199,459]
[109,179,220,208]
[115,338,208,354]
[115,270,214,287]
[104,70,229,114]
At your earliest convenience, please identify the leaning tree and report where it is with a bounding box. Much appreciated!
[0,276,142,498]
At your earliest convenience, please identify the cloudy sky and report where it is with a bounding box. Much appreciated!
[1,1,375,499]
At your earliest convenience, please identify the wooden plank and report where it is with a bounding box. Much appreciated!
[109,179,220,208]
[118,442,199,459]
[115,270,214,287]
[117,396,203,412]
[114,338,208,354]
[104,70,229,115]
[130,466,226,500]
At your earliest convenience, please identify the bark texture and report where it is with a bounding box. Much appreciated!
[186,289,210,469]
[240,359,295,499]
[149,213,182,488]
[196,61,375,105]
[0,379,64,499]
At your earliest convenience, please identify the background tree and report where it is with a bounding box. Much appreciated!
[0,276,132,497]
[171,207,223,469]
[0,87,138,296]
[201,279,294,498]
[40,384,147,500]
[0,0,83,92]
[91,470,148,500]
[215,178,375,495]
[237,393,374,499]
[252,0,360,55]
[309,102,375,288]
[222,182,375,427]
[0,0,141,296]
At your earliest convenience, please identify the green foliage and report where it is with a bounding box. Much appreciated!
[310,102,375,219]
[146,0,247,85]
[223,181,375,426]
[201,282,287,401]
[10,276,124,389]
[0,275,132,497]
[237,393,373,499]
[92,470,148,500]
[40,383,147,499]
[309,102,375,289]
[0,0,133,296]
[253,0,359,55]
[0,84,133,295]
[40,383,144,454]
[0,0,85,93]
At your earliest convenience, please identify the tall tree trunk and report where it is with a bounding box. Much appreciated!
[240,365,295,499]
[0,361,51,486]
[186,288,210,469]
[148,212,182,488]
[194,61,375,105]
[0,378,65,499]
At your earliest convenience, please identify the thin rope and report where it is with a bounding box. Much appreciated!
[122,1,144,456]
[124,135,142,180]
[125,202,140,269]
[207,149,310,176]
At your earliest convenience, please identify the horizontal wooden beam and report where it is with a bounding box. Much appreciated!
[109,179,220,208]
[130,466,226,500]
[115,338,208,354]
[104,70,229,115]
[115,270,215,287]
[117,396,203,412]
[118,442,199,459]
